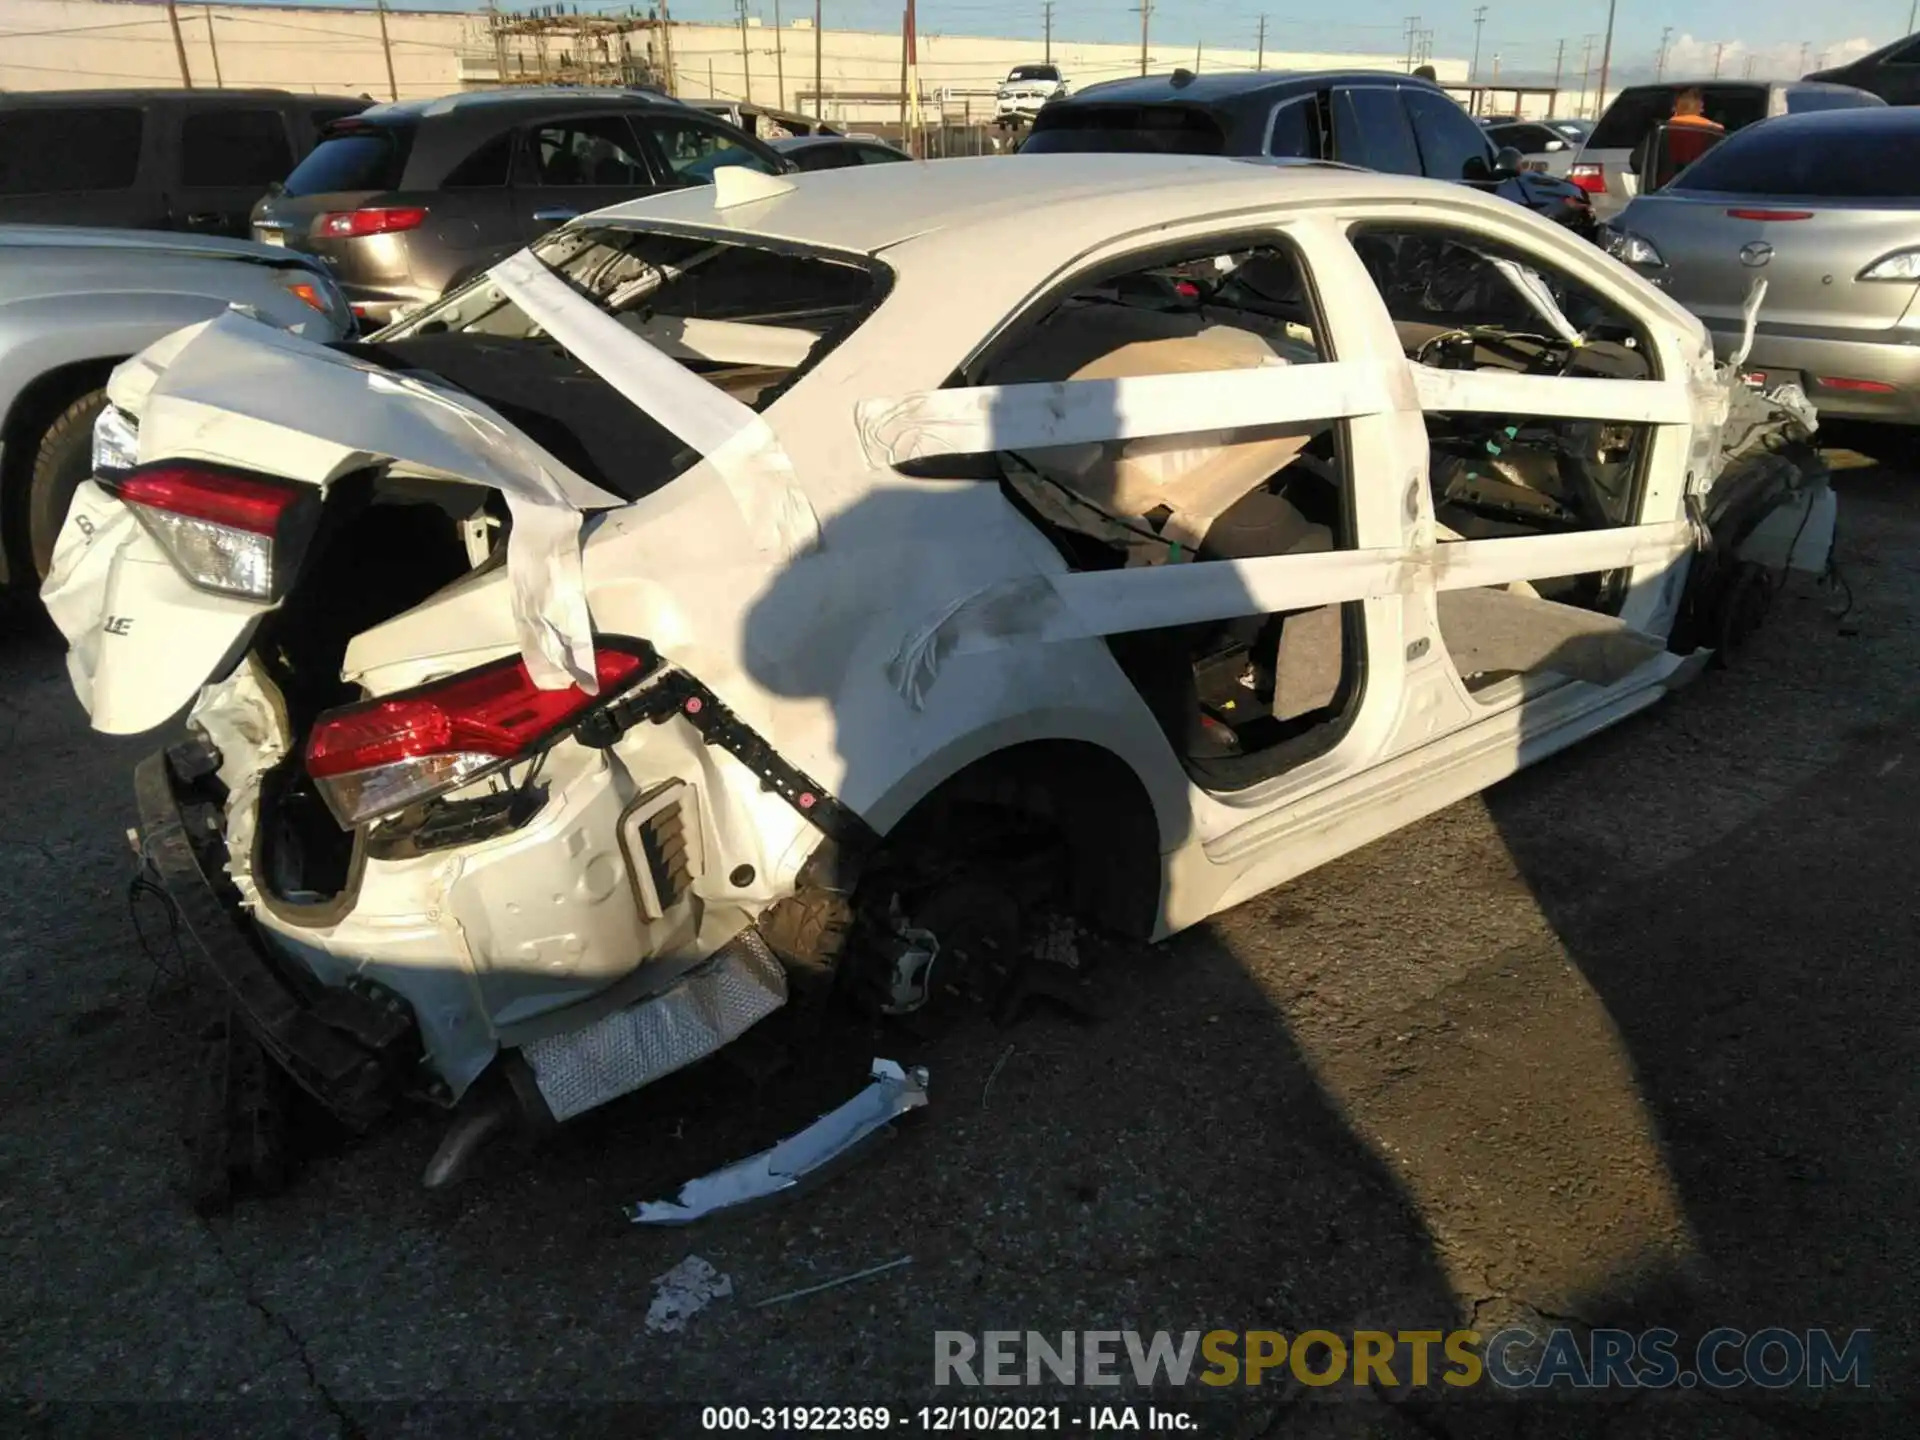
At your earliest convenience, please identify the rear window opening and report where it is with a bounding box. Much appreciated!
[1589,85,1768,148]
[1022,105,1226,155]
[357,226,888,500]
[282,125,413,196]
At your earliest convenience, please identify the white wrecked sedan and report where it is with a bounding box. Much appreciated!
[43,156,1833,1196]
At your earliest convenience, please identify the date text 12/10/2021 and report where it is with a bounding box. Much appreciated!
[701,1406,1195,1431]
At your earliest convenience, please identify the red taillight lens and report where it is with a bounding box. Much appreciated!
[105,461,314,599]
[306,646,652,827]
[286,280,329,313]
[1726,209,1814,221]
[1816,376,1896,394]
[313,206,428,240]
[1568,163,1605,194]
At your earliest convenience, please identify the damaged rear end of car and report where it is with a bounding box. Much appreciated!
[45,211,897,1202]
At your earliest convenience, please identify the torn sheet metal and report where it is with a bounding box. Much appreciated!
[1435,588,1670,687]
[855,359,1397,469]
[136,310,624,689]
[627,1058,930,1225]
[488,250,820,560]
[887,522,1695,706]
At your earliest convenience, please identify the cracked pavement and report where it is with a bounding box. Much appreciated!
[2,442,1916,1436]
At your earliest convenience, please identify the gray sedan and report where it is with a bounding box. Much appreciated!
[1604,106,1920,423]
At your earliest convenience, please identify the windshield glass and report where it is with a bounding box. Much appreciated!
[1671,119,1920,197]
[364,227,884,500]
[1007,66,1060,82]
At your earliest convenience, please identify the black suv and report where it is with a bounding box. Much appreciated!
[0,89,370,237]
[250,88,788,327]
[1022,70,1595,235]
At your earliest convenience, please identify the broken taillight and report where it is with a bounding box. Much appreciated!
[105,461,317,600]
[305,645,653,829]
[1568,162,1606,194]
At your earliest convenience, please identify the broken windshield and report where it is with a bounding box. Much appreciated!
[361,226,886,500]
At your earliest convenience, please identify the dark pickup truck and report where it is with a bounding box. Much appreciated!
[0,89,370,238]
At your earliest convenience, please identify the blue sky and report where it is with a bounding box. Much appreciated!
[313,0,1912,86]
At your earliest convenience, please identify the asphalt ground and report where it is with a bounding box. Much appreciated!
[1,435,1916,1438]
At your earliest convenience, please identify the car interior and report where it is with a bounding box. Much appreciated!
[966,241,1360,790]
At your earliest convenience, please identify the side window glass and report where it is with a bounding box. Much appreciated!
[1403,88,1493,179]
[0,108,144,194]
[525,116,650,187]
[970,240,1360,780]
[644,118,780,182]
[1350,223,1662,695]
[181,108,293,188]
[443,133,513,188]
[1332,88,1422,175]
[1266,98,1318,158]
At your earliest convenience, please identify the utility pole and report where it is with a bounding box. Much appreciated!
[1712,40,1725,78]
[1137,0,1151,76]
[203,6,223,87]
[1744,55,1756,78]
[1551,35,1564,93]
[1595,0,1615,120]
[1043,0,1053,63]
[1256,15,1266,70]
[376,0,398,102]
[1798,40,1810,74]
[659,0,676,95]
[813,0,821,119]
[1404,14,1420,72]
[773,0,785,109]
[164,0,193,88]
[1578,33,1595,118]
[737,0,753,102]
[1491,52,1499,83]
[1469,5,1486,83]
[1655,25,1671,81]
[1194,36,1201,71]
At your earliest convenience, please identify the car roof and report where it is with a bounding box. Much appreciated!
[1062,68,1443,108]
[0,88,365,106]
[587,151,1512,258]
[353,87,679,124]
[1715,105,1920,136]
[772,135,887,150]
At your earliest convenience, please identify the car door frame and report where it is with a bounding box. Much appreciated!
[166,99,299,237]
[510,109,666,244]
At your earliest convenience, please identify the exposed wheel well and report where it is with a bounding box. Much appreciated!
[876,739,1165,940]
[1,358,121,584]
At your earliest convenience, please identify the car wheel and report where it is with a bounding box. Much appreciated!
[28,388,108,579]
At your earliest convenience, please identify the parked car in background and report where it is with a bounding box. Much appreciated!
[1807,32,1920,105]
[996,63,1070,124]
[770,135,911,170]
[1569,80,1883,220]
[46,156,1828,1196]
[1606,106,1920,423]
[1483,118,1591,175]
[249,88,786,327]
[0,226,348,587]
[0,90,370,237]
[689,99,839,139]
[1021,70,1596,234]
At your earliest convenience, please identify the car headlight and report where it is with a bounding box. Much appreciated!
[1601,227,1665,268]
[1858,247,1920,282]
[91,403,139,476]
